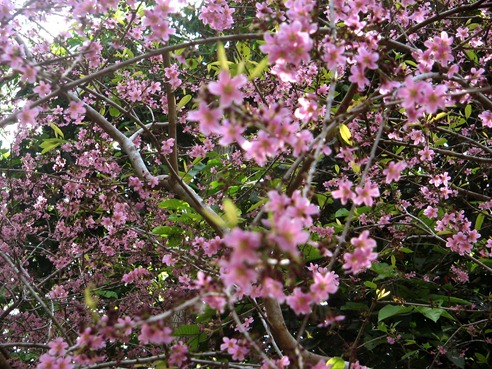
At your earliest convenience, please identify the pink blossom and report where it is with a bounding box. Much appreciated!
[478,111,492,128]
[187,102,222,135]
[161,138,175,155]
[271,215,309,255]
[217,119,245,146]
[343,231,378,274]
[260,20,312,68]
[286,287,313,315]
[355,47,379,70]
[37,354,56,369]
[348,65,370,90]
[48,338,68,356]
[310,271,339,303]
[208,70,247,108]
[423,206,438,218]
[199,0,235,31]
[138,322,173,345]
[322,42,346,70]
[220,337,248,361]
[18,104,40,126]
[332,180,355,205]
[383,161,407,184]
[66,101,86,120]
[223,228,261,261]
[261,277,286,303]
[33,81,52,97]
[354,181,380,207]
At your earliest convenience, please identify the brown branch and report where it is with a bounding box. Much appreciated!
[264,298,349,369]
[163,51,179,172]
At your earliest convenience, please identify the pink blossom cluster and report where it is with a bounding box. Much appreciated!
[435,211,480,255]
[37,339,73,369]
[260,20,313,82]
[343,230,378,274]
[142,0,176,42]
[199,0,235,31]
[397,77,448,122]
[121,266,152,284]
[286,267,339,315]
[265,190,318,255]
[138,321,173,345]
[331,180,380,207]
[220,337,249,361]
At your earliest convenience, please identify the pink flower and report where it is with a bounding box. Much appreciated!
[271,216,309,255]
[33,81,52,97]
[348,65,369,90]
[310,271,339,303]
[208,70,247,108]
[423,206,438,218]
[48,338,68,356]
[18,104,40,126]
[218,119,245,146]
[260,20,312,67]
[138,322,173,345]
[37,354,56,369]
[66,101,86,120]
[383,161,407,184]
[355,47,379,70]
[220,337,248,361]
[55,357,73,369]
[478,111,492,128]
[343,231,378,274]
[223,228,261,262]
[322,42,346,70]
[354,181,380,207]
[188,102,222,135]
[161,138,175,155]
[261,277,286,303]
[332,180,355,205]
[286,287,313,315]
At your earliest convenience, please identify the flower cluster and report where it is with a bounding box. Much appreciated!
[343,231,378,274]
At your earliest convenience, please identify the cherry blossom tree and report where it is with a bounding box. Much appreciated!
[1,1,491,369]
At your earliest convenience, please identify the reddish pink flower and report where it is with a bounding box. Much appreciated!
[208,70,247,108]
[188,102,222,136]
[66,101,86,120]
[354,181,380,207]
[383,161,407,184]
[286,287,313,315]
[332,180,355,205]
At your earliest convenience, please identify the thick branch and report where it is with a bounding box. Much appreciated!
[264,298,349,369]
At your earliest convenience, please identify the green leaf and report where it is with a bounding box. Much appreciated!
[364,281,377,289]
[415,307,443,323]
[173,324,200,336]
[464,104,472,119]
[152,226,184,237]
[378,305,413,321]
[339,123,352,145]
[49,122,64,139]
[177,94,192,111]
[158,199,189,210]
[223,198,240,227]
[94,290,118,299]
[109,106,121,117]
[217,42,228,71]
[335,208,349,218]
[249,57,269,80]
[326,357,346,369]
[475,212,485,231]
[40,138,64,154]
